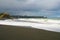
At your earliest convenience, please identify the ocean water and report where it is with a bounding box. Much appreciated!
[0,18,60,32]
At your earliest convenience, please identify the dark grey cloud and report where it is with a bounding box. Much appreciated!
[0,0,60,18]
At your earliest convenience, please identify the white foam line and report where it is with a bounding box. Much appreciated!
[0,20,60,32]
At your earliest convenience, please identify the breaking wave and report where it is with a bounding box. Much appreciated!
[0,18,60,32]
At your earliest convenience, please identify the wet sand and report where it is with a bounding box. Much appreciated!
[0,25,60,40]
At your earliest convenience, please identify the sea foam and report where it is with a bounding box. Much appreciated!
[0,18,60,32]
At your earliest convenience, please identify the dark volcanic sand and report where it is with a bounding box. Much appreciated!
[0,25,60,40]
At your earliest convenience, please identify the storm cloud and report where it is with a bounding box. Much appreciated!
[0,0,60,18]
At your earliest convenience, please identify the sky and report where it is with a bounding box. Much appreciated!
[0,0,60,18]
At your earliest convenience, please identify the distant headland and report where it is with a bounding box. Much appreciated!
[0,12,47,19]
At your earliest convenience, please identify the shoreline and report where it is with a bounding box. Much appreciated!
[0,25,60,40]
[0,24,60,33]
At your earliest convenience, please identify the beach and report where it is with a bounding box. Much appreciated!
[0,0,60,40]
[0,18,60,40]
[0,25,60,40]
